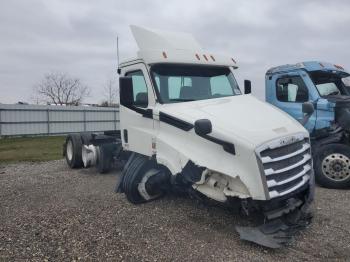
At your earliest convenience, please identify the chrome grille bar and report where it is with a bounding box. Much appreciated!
[269,175,310,199]
[266,164,311,187]
[264,154,311,176]
[261,143,310,164]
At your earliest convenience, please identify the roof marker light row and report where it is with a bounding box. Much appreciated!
[160,51,236,65]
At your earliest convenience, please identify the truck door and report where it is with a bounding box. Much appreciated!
[120,63,156,157]
[272,73,316,131]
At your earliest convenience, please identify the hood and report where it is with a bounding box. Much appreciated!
[157,95,307,147]
[326,95,350,105]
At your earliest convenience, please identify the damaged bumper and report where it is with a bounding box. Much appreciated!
[235,171,314,248]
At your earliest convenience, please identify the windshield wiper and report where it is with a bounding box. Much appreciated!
[169,98,195,102]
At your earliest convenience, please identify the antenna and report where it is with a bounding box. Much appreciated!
[117,35,121,74]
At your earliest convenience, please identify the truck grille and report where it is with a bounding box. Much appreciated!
[256,133,312,199]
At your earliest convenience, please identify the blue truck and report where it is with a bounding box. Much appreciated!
[264,61,350,188]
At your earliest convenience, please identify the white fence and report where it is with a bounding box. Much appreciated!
[0,104,120,137]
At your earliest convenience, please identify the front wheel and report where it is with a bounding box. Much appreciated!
[314,143,350,189]
[122,154,169,204]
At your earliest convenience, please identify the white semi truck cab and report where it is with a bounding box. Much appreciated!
[64,26,314,248]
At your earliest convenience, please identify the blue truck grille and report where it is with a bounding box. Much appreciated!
[256,134,312,199]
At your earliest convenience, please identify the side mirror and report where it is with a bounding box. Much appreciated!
[244,80,251,94]
[194,119,212,136]
[300,102,314,126]
[119,77,134,107]
[302,102,314,115]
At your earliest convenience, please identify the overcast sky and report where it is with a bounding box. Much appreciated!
[1,0,350,104]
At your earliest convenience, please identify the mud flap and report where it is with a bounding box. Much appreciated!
[235,207,312,248]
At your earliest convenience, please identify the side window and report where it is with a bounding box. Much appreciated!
[126,70,148,107]
[276,76,308,102]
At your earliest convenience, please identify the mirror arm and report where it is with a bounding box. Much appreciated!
[300,113,312,126]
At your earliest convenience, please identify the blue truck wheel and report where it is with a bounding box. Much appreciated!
[314,143,350,189]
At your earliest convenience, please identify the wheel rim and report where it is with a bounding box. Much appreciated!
[66,140,73,161]
[321,153,350,181]
[137,169,163,200]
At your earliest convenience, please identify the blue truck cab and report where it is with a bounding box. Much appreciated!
[266,61,350,188]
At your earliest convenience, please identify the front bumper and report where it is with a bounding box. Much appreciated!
[235,171,314,248]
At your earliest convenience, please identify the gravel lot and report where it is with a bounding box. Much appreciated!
[0,160,350,261]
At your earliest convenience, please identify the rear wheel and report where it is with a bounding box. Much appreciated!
[122,154,169,204]
[314,143,350,188]
[65,134,83,168]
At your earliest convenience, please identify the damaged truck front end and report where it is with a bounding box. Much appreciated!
[177,132,314,248]
[236,133,314,248]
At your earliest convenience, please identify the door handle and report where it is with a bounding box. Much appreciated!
[123,129,128,143]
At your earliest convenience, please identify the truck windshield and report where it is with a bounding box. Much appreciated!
[151,64,241,103]
[342,76,350,87]
[309,71,350,96]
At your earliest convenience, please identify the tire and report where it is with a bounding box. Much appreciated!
[314,143,350,189]
[122,154,167,204]
[65,134,83,168]
[96,144,114,174]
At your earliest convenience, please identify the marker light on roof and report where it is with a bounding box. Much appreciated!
[195,54,200,60]
[210,55,215,61]
[162,52,167,59]
[334,64,344,70]
[231,58,236,63]
[203,54,208,61]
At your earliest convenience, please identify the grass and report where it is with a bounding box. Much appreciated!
[0,136,65,163]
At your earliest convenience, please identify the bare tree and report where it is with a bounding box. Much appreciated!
[34,72,90,105]
[102,77,118,107]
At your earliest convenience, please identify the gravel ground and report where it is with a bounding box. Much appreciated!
[0,160,350,261]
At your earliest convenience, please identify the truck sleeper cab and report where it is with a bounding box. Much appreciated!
[266,61,350,188]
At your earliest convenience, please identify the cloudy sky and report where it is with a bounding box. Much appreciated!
[1,0,350,104]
